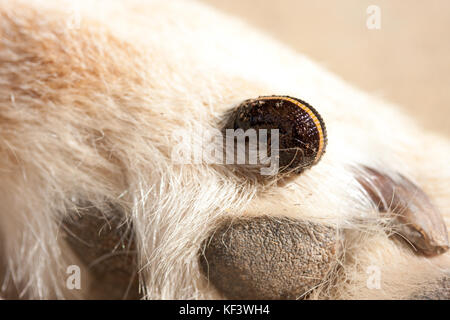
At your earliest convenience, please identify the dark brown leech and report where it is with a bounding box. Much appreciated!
[62,203,140,299]
[356,166,449,256]
[226,96,327,174]
[200,216,339,299]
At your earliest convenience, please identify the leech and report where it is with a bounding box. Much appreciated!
[356,166,449,256]
[225,96,327,175]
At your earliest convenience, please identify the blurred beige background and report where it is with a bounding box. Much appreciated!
[200,0,450,138]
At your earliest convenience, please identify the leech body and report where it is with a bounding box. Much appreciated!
[229,96,327,173]
[257,96,326,164]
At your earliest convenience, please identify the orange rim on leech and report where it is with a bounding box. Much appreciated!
[259,96,326,164]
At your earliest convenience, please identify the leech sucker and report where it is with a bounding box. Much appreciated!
[227,96,327,174]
